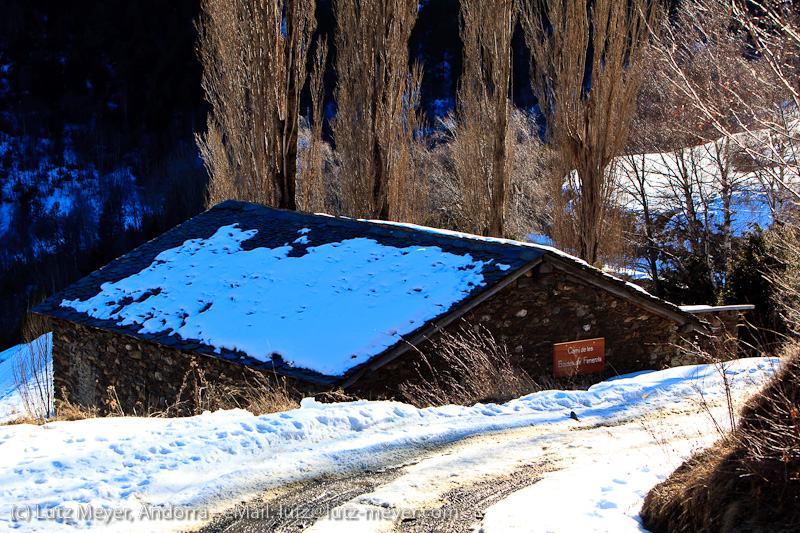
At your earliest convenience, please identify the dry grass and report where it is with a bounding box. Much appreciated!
[1,388,100,426]
[166,359,299,417]
[400,325,538,408]
[641,342,800,533]
[3,359,300,426]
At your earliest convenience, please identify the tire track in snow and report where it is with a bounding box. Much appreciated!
[392,462,554,533]
[195,466,406,533]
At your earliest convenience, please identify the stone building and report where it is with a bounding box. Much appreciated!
[33,201,739,412]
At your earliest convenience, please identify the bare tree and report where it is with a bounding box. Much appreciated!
[520,0,663,265]
[656,0,799,221]
[299,37,329,213]
[196,0,316,209]
[734,0,800,221]
[618,144,723,297]
[332,0,424,221]
[451,0,515,237]
[507,108,553,240]
[618,151,663,290]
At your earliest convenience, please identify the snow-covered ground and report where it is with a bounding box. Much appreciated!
[0,349,779,533]
[614,135,783,229]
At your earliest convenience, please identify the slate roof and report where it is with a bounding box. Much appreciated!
[33,200,546,384]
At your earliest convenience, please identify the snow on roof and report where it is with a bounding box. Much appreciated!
[361,218,670,304]
[59,224,501,376]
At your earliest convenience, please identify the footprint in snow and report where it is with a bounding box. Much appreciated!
[109,444,125,455]
[597,499,618,509]
[147,446,172,455]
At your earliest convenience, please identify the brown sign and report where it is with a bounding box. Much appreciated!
[553,338,605,378]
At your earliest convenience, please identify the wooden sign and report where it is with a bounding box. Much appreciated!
[553,338,605,378]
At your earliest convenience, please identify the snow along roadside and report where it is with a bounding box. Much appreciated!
[0,357,779,532]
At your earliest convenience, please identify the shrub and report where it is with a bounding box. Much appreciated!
[722,226,786,354]
[400,325,537,407]
[12,313,53,421]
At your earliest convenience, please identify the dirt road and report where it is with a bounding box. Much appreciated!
[196,459,554,533]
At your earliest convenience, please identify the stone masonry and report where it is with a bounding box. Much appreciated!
[47,254,711,408]
[47,316,321,415]
[350,260,704,398]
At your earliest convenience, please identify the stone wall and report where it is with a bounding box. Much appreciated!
[465,265,701,376]
[351,261,704,398]
[47,316,320,415]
